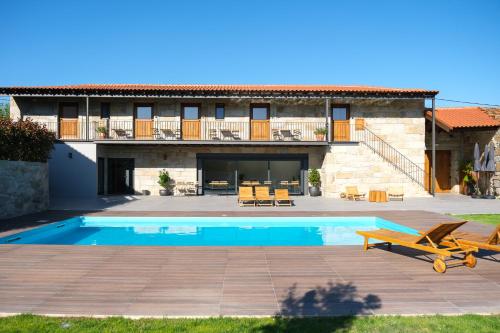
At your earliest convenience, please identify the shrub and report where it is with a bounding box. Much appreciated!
[314,127,327,135]
[308,168,321,186]
[158,169,172,189]
[0,118,56,162]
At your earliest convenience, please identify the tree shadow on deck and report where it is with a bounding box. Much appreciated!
[259,282,381,333]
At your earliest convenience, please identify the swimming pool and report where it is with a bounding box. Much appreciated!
[0,216,418,246]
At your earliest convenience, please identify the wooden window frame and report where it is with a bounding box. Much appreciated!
[100,102,110,119]
[331,104,350,121]
[58,102,79,119]
[250,103,270,120]
[215,103,225,120]
[133,103,154,120]
[181,103,201,120]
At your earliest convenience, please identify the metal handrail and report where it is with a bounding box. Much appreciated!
[359,125,426,188]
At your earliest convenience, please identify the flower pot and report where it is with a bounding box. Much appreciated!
[159,189,169,196]
[309,186,321,197]
[98,132,106,139]
[315,134,325,141]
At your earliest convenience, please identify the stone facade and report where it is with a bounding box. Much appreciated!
[12,96,430,198]
[0,160,49,219]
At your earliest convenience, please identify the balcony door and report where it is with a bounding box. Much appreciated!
[332,105,350,142]
[182,104,201,140]
[134,104,153,139]
[250,104,270,141]
[59,103,79,139]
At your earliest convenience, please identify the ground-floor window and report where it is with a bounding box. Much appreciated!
[197,154,307,195]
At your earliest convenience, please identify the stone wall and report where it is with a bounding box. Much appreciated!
[0,160,49,219]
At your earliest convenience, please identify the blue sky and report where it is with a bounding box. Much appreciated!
[1,0,499,106]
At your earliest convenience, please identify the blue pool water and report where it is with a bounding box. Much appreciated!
[0,216,418,246]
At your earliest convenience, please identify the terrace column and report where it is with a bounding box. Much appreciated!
[85,96,90,141]
[431,97,436,196]
[325,98,331,142]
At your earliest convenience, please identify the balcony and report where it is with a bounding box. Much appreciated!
[36,119,330,144]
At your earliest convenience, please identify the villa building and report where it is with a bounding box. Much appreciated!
[0,84,462,198]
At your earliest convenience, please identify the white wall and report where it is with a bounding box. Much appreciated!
[49,142,97,198]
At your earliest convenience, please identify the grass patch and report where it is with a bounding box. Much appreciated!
[453,214,500,226]
[0,314,499,333]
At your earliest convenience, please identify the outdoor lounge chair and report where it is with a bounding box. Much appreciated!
[388,186,404,201]
[451,224,500,252]
[255,186,273,207]
[356,221,478,273]
[274,189,293,207]
[238,186,255,207]
[346,186,365,201]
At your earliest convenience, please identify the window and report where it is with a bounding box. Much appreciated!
[135,105,153,119]
[332,105,350,120]
[100,103,110,119]
[251,104,269,120]
[59,103,78,118]
[182,105,200,120]
[215,104,225,120]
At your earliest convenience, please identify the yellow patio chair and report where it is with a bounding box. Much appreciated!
[274,189,293,207]
[238,186,255,207]
[255,186,273,207]
[346,186,365,201]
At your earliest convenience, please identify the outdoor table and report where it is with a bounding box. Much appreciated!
[209,181,229,195]
[369,190,388,203]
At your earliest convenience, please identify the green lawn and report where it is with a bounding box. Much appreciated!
[453,214,500,226]
[0,314,499,333]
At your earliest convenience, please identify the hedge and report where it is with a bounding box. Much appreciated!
[0,118,56,162]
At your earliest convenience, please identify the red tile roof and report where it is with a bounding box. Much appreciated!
[426,107,500,131]
[0,84,438,97]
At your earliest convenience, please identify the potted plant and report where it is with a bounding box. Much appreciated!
[96,126,107,139]
[158,169,172,196]
[314,127,327,141]
[308,168,321,196]
[460,160,476,195]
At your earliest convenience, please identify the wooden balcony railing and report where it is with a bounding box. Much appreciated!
[29,119,329,142]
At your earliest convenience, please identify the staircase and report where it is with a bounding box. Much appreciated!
[350,125,426,189]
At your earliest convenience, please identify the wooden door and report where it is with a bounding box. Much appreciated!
[182,104,201,140]
[250,104,270,141]
[135,119,153,139]
[134,104,154,139]
[59,103,79,139]
[425,150,451,192]
[332,105,350,142]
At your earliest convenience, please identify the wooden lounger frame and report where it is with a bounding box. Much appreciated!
[274,189,293,207]
[357,221,478,273]
[255,186,273,207]
[238,186,255,207]
[451,224,500,252]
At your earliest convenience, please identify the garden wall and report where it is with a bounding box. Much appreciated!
[0,160,49,219]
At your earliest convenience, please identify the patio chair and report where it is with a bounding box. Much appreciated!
[346,186,365,201]
[113,128,131,139]
[238,186,255,207]
[450,224,500,252]
[388,186,404,201]
[356,221,478,273]
[220,129,233,140]
[275,189,293,207]
[255,186,273,207]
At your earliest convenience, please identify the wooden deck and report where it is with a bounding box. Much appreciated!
[0,210,499,317]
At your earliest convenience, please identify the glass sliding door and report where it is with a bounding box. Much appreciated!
[198,154,307,195]
[202,159,237,194]
[269,160,302,194]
